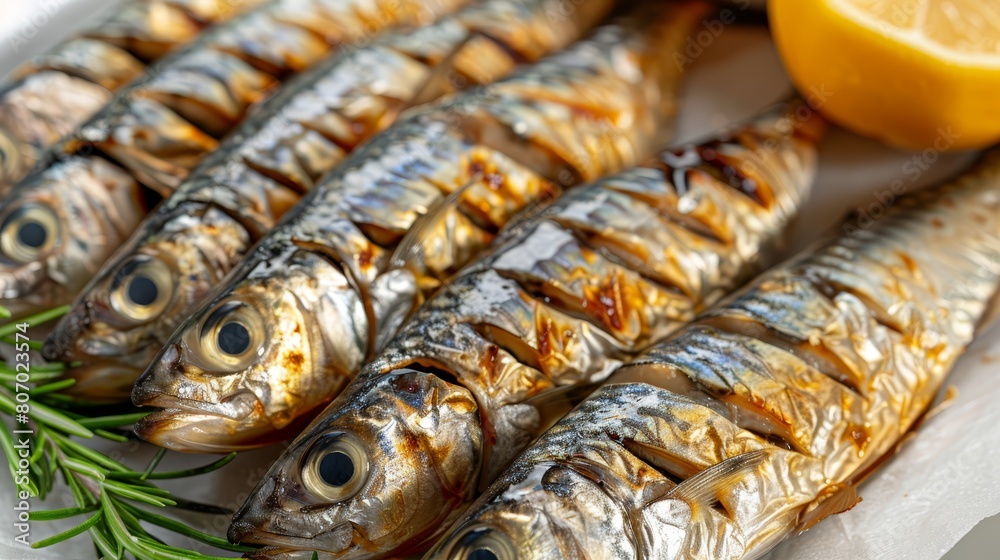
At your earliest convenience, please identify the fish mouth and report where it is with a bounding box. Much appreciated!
[233,521,370,558]
[41,321,155,402]
[131,389,266,453]
[230,479,374,557]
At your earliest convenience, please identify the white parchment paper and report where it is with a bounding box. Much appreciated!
[1,4,998,559]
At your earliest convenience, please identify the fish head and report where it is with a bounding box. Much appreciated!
[42,202,251,400]
[0,156,145,317]
[425,460,638,560]
[131,245,369,452]
[229,369,483,557]
[425,519,556,560]
[423,477,578,560]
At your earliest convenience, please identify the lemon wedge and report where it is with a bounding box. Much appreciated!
[769,0,1000,150]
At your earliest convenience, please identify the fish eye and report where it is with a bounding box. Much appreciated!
[0,205,59,263]
[302,433,370,502]
[218,322,250,356]
[200,300,264,372]
[447,526,517,560]
[110,256,174,322]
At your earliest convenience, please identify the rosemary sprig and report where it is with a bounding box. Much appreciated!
[0,305,256,559]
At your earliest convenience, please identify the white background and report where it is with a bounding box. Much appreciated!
[0,1,998,558]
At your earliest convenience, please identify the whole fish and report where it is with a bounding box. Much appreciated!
[0,0,264,192]
[227,98,824,560]
[420,151,1000,560]
[42,0,616,401]
[0,0,466,319]
[131,0,709,453]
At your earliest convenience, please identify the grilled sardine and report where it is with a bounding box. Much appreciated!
[0,0,264,192]
[0,0,466,319]
[227,98,824,560]
[42,0,616,401]
[423,151,1000,560]
[131,1,711,453]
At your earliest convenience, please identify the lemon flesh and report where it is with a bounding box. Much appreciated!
[769,0,1000,150]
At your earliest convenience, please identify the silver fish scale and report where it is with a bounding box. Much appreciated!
[290,12,672,262]
[0,157,141,312]
[164,0,586,238]
[51,0,617,405]
[54,0,457,195]
[444,152,1000,558]
[0,0,465,321]
[231,5,810,558]
[236,17,669,344]
[363,101,820,486]
[128,1,692,458]
[167,43,434,233]
[0,0,266,191]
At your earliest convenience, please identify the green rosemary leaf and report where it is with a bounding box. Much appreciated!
[135,535,235,560]
[49,432,129,472]
[62,457,107,481]
[0,426,38,496]
[30,503,99,521]
[100,491,149,559]
[89,524,122,560]
[1,336,44,350]
[165,497,232,515]
[116,502,150,537]
[30,510,102,548]
[94,428,131,443]
[30,378,77,395]
[140,453,238,480]
[0,305,68,338]
[141,448,168,481]
[0,369,63,382]
[60,464,93,507]
[103,479,177,507]
[76,412,150,429]
[17,397,94,438]
[122,503,258,553]
[28,430,47,463]
[36,392,76,405]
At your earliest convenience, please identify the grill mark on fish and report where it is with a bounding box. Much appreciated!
[387,96,820,436]
[431,153,1000,559]
[695,314,867,397]
[232,82,826,557]
[101,0,607,420]
[0,0,265,191]
[2,0,468,326]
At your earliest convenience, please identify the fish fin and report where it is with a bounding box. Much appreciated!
[621,438,701,480]
[389,172,483,273]
[666,449,770,507]
[795,483,861,533]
